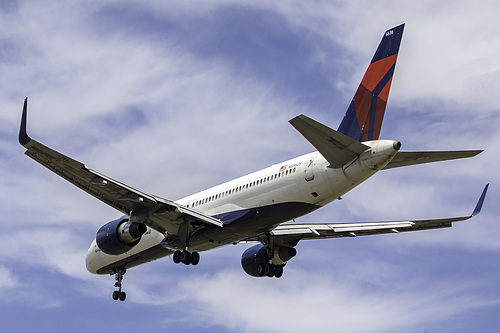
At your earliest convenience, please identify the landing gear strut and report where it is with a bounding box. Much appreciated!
[112,268,127,301]
[260,232,292,278]
[173,250,200,265]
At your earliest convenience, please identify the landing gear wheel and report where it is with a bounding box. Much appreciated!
[181,250,192,265]
[265,264,275,277]
[191,252,200,265]
[257,264,265,276]
[112,290,120,300]
[119,291,126,301]
[274,265,284,278]
[173,250,200,266]
[173,250,182,264]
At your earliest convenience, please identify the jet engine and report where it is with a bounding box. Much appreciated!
[96,218,147,255]
[241,244,296,278]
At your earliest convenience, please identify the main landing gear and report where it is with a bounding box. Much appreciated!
[257,263,284,278]
[111,268,127,301]
[172,221,200,265]
[172,250,200,265]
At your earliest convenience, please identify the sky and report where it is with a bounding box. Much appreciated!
[0,0,499,332]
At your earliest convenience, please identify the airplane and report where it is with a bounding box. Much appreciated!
[19,23,489,302]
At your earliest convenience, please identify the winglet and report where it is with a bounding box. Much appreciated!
[19,97,32,146]
[472,184,489,217]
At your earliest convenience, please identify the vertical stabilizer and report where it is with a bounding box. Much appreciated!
[338,24,404,142]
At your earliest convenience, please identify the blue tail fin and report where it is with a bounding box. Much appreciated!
[338,24,404,142]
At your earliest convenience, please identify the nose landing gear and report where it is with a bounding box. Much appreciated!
[111,268,127,301]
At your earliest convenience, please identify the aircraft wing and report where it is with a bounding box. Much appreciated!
[18,99,222,234]
[269,184,488,246]
[383,150,483,170]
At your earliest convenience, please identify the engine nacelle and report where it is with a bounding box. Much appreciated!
[241,244,267,277]
[96,218,147,255]
[241,244,297,277]
[273,246,297,265]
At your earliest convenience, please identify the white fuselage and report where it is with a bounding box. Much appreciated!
[86,140,400,274]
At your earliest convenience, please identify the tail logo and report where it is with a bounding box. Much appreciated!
[338,24,405,142]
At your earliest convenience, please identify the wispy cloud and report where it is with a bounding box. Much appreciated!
[0,0,498,332]
[141,266,499,333]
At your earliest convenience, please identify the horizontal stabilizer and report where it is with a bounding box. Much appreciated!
[290,114,369,168]
[383,150,483,170]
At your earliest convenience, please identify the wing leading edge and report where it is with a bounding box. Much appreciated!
[18,98,222,234]
[270,184,489,244]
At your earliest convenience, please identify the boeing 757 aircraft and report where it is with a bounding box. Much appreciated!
[19,24,488,301]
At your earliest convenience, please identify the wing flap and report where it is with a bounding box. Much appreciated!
[272,221,416,239]
[289,114,369,168]
[331,221,414,233]
[272,217,459,241]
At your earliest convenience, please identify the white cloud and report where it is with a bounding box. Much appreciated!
[0,266,18,291]
[165,266,498,333]
[0,228,90,279]
[0,1,498,332]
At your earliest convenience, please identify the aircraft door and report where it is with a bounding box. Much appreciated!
[304,153,317,181]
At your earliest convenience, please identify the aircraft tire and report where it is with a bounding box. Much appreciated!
[257,264,265,276]
[173,250,182,264]
[191,252,200,265]
[265,264,275,277]
[181,251,192,265]
[274,266,283,278]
